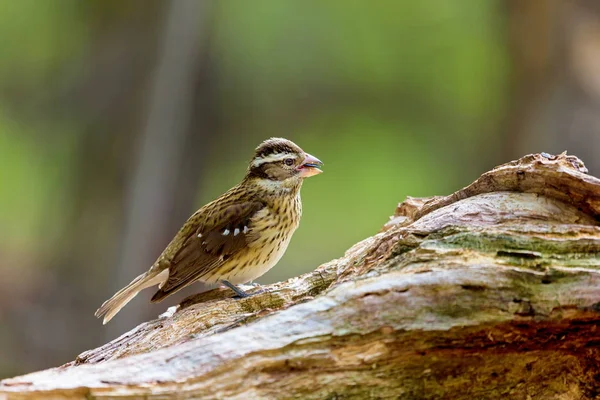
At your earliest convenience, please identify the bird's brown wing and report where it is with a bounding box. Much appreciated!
[151,201,265,302]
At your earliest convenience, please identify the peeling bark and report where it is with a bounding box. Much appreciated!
[2,153,600,399]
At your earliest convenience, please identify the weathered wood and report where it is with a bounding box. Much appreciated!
[2,152,600,399]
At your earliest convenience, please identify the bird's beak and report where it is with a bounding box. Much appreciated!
[297,153,323,178]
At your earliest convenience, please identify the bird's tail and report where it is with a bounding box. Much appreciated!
[95,269,168,324]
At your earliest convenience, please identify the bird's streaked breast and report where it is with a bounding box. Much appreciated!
[203,194,302,285]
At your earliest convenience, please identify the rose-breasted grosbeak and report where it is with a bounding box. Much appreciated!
[96,138,323,324]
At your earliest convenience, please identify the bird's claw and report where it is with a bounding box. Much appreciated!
[221,280,266,299]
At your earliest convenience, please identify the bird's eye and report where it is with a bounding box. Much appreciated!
[284,158,294,166]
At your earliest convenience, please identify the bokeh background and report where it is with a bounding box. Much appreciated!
[1,0,599,378]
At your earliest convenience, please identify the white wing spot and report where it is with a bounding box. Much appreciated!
[243,226,249,234]
[223,229,230,236]
[197,232,203,238]
[234,228,240,236]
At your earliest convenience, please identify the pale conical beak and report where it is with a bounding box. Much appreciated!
[297,153,323,178]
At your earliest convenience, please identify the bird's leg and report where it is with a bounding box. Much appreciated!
[221,280,250,298]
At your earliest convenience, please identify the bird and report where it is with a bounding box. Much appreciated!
[95,137,323,324]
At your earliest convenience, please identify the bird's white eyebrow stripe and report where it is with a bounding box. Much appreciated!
[252,153,297,167]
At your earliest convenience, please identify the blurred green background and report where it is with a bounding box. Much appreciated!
[1,0,599,378]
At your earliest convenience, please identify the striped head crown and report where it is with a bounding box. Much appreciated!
[247,138,323,182]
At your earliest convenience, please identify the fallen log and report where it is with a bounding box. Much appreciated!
[2,152,600,399]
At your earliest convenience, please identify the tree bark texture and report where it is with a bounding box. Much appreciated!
[2,153,600,399]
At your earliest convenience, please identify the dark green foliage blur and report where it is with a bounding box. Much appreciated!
[0,2,506,283]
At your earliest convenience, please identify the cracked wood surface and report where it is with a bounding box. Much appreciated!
[2,152,600,399]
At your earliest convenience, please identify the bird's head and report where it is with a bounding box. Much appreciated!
[245,138,323,191]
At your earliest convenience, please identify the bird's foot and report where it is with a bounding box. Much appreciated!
[221,280,264,299]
